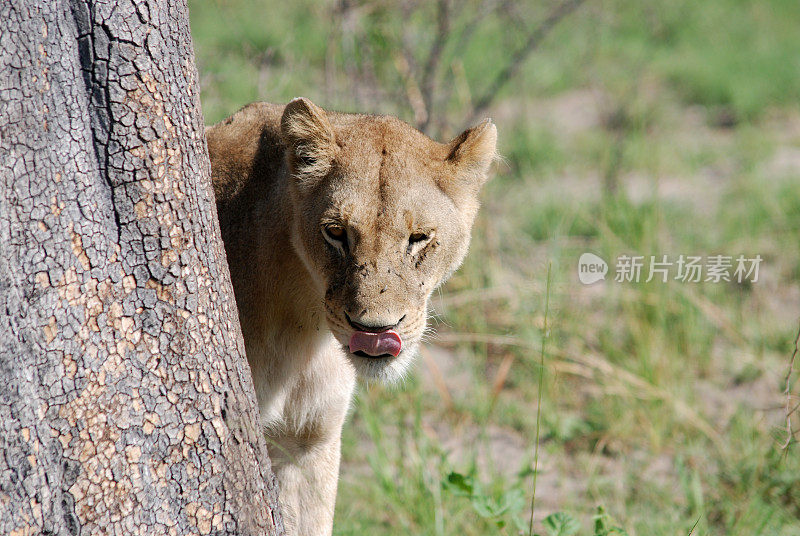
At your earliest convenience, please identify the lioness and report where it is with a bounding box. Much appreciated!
[207,98,496,535]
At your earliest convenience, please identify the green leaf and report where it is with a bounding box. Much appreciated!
[443,472,474,497]
[592,506,629,536]
[543,512,580,536]
[593,506,609,534]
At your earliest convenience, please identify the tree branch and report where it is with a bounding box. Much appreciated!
[418,0,452,132]
[466,0,587,125]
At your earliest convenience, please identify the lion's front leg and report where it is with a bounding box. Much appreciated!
[269,434,342,536]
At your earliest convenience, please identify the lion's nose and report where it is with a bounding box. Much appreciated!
[345,311,406,333]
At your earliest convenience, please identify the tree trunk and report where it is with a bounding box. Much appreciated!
[0,1,284,535]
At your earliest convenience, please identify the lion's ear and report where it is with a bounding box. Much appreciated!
[443,119,497,194]
[281,97,337,183]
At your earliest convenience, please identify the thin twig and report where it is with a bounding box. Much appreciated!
[467,0,587,125]
[396,2,424,122]
[787,399,800,417]
[437,0,507,133]
[418,0,452,132]
[394,52,427,126]
[781,320,800,450]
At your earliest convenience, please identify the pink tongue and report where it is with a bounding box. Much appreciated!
[349,330,402,357]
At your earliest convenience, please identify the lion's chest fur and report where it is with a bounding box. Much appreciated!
[247,323,356,444]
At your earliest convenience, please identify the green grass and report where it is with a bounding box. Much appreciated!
[189,1,800,534]
[511,0,800,121]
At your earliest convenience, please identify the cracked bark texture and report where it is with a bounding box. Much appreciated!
[0,1,285,535]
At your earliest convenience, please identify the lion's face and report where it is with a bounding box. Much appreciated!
[280,98,496,382]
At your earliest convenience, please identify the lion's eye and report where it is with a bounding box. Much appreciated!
[324,225,346,242]
[323,225,348,253]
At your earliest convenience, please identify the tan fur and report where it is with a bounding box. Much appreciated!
[207,99,496,536]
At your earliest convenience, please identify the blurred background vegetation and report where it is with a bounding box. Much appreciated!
[189,0,800,534]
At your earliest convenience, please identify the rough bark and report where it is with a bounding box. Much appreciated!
[0,1,284,535]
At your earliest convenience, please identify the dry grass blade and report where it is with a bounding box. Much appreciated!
[490,352,516,402]
[781,320,800,450]
[435,331,722,444]
[679,286,749,347]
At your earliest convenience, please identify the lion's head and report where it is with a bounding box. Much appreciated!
[280,98,496,382]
